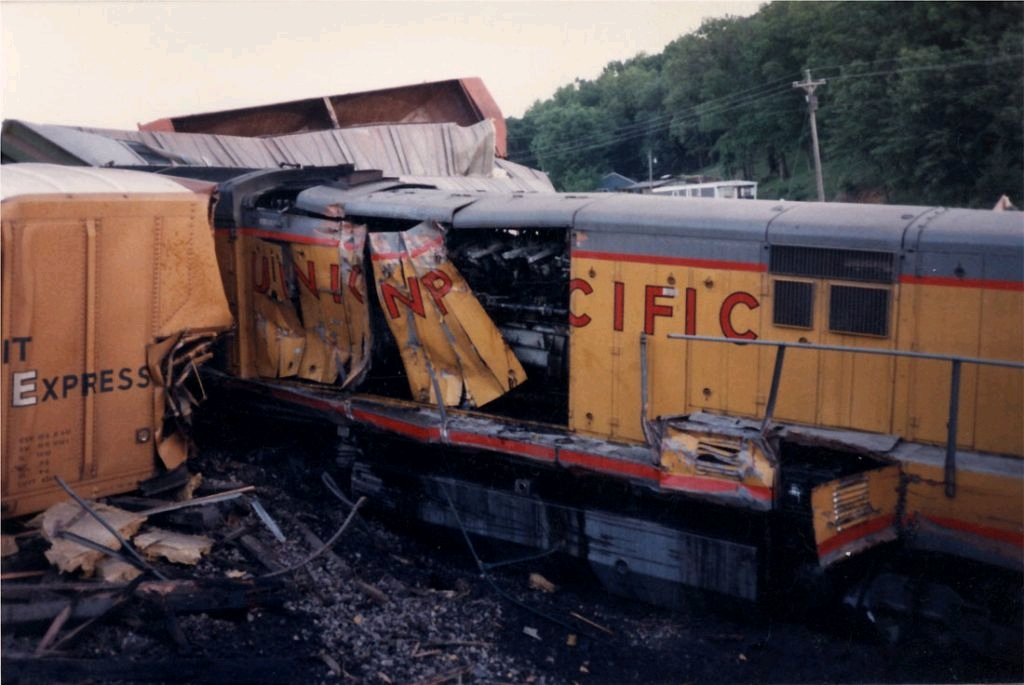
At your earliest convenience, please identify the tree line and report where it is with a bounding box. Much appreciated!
[506,2,1023,208]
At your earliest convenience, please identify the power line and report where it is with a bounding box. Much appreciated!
[508,51,1022,165]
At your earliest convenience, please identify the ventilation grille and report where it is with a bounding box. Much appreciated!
[773,280,814,328]
[770,246,896,284]
[830,474,875,532]
[829,285,890,336]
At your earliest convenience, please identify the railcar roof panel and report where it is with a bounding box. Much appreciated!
[573,195,787,240]
[1,162,194,200]
[451,193,600,229]
[343,187,484,224]
[913,208,1024,253]
[766,202,931,252]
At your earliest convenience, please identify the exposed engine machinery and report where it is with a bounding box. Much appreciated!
[51,164,1024,654]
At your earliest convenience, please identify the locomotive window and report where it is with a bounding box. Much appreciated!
[770,246,895,284]
[773,280,814,328]
[829,285,890,336]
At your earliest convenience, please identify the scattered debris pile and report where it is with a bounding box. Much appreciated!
[2,417,1020,685]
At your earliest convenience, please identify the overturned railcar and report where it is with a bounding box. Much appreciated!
[172,165,1021,648]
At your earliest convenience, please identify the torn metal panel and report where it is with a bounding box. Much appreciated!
[370,222,526,408]
[371,230,464,405]
[250,239,307,378]
[811,465,900,567]
[244,224,373,387]
[138,77,508,158]
[655,418,775,511]
[776,424,901,457]
[3,118,557,192]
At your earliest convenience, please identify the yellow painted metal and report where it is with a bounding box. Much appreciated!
[900,283,982,448]
[658,427,775,510]
[975,288,1024,456]
[902,457,1023,568]
[2,191,231,516]
[338,224,372,387]
[686,268,762,418]
[810,464,900,566]
[250,239,306,378]
[370,223,525,408]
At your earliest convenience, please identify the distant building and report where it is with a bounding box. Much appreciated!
[650,179,757,199]
[596,172,637,193]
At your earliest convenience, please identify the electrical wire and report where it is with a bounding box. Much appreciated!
[509,50,1022,166]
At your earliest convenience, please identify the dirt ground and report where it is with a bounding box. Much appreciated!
[2,406,1021,685]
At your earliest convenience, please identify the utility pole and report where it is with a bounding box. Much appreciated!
[793,69,827,202]
[648,149,654,188]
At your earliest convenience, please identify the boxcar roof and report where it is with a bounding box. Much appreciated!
[1,163,193,201]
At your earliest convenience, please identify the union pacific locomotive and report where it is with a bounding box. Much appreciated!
[168,164,1022,652]
[8,158,1019,651]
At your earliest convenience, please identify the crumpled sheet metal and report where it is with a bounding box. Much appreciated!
[370,221,526,408]
[247,224,372,388]
[85,120,497,178]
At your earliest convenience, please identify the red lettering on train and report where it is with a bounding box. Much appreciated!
[253,254,271,294]
[381,278,426,319]
[421,270,453,315]
[294,259,317,298]
[644,286,674,335]
[685,287,697,336]
[719,291,759,339]
[613,281,625,332]
[568,279,593,328]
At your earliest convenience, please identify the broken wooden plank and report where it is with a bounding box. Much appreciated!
[34,603,72,656]
[2,596,121,626]
[355,579,389,606]
[238,534,285,573]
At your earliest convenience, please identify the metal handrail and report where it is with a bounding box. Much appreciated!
[654,333,1024,498]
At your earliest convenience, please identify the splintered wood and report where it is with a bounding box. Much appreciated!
[134,529,213,565]
[41,502,147,576]
[38,500,214,576]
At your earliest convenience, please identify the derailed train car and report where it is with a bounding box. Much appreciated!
[144,164,1023,650]
[1,164,233,516]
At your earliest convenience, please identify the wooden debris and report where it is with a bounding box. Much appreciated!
[177,472,204,501]
[237,535,284,572]
[409,664,475,685]
[134,528,213,565]
[96,558,143,583]
[528,572,556,593]
[2,534,19,557]
[1,570,46,581]
[356,579,389,606]
[280,511,349,573]
[319,651,343,677]
[569,611,614,636]
[34,604,72,656]
[41,501,147,576]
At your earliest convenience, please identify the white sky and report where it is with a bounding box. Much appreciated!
[1,0,762,130]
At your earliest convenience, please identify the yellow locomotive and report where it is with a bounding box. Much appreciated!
[185,166,1022,649]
